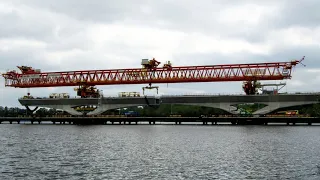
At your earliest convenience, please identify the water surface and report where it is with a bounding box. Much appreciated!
[1,124,320,179]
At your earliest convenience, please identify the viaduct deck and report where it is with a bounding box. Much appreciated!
[19,93,320,106]
[17,93,320,115]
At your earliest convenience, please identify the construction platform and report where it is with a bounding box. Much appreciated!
[0,116,319,125]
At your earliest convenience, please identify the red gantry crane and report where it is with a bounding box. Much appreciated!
[1,57,305,97]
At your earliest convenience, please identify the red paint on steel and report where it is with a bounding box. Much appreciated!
[2,59,303,88]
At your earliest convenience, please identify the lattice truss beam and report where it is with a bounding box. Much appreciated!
[2,59,303,88]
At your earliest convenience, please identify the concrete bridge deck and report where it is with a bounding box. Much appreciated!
[18,93,320,115]
[161,94,319,104]
[19,96,160,106]
[19,93,320,105]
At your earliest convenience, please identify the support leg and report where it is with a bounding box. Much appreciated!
[25,106,39,115]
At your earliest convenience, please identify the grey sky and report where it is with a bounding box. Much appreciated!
[0,0,319,107]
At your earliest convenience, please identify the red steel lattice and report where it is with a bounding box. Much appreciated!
[2,59,303,88]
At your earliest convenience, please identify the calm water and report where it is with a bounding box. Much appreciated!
[1,124,320,179]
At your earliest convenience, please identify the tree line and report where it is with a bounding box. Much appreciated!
[0,103,319,117]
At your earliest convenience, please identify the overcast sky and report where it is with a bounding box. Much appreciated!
[0,0,319,107]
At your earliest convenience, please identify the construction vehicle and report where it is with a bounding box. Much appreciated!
[1,56,306,98]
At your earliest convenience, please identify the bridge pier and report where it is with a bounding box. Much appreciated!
[44,105,83,116]
[25,106,39,115]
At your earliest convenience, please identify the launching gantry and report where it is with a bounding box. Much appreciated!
[1,56,305,98]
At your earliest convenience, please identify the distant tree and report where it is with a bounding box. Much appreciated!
[4,106,8,117]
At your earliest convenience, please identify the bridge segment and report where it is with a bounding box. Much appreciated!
[18,93,320,116]
[19,97,160,115]
[161,94,320,114]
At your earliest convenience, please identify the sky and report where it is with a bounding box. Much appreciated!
[0,0,319,107]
